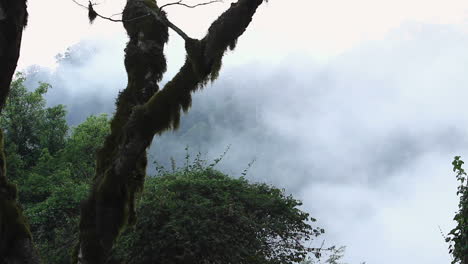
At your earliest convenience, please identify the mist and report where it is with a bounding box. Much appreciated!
[22,21,468,264]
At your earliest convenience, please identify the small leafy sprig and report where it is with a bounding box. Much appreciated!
[446,156,468,264]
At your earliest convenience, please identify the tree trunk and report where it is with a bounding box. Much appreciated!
[76,0,266,263]
[0,1,41,263]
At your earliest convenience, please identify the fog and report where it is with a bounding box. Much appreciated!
[22,21,468,263]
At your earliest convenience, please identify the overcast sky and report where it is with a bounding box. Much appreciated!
[18,0,468,263]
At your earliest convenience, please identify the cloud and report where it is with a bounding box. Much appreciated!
[24,36,127,124]
[23,21,468,264]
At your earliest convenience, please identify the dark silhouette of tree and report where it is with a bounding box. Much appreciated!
[0,0,269,263]
[0,0,41,263]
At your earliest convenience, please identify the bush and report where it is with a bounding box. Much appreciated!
[114,163,321,264]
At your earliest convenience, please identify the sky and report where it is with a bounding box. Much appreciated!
[17,0,468,263]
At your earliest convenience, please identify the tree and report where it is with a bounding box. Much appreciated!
[0,0,41,262]
[1,0,272,263]
[76,1,271,263]
[1,74,68,182]
[113,165,318,264]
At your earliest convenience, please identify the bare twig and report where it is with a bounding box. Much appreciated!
[160,0,223,10]
[71,0,150,22]
[70,0,192,41]
[71,0,88,9]
[110,12,123,17]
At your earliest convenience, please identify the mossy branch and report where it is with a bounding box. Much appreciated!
[118,0,267,180]
[144,0,266,114]
[105,0,267,183]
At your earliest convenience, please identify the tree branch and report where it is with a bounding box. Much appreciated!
[71,0,192,41]
[117,0,267,164]
[72,0,151,22]
[160,0,223,10]
[71,0,88,9]
[154,10,191,41]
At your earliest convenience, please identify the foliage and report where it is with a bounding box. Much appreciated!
[26,114,109,263]
[26,178,88,263]
[0,73,67,182]
[62,114,110,182]
[113,157,321,264]
[446,156,468,264]
[0,75,109,263]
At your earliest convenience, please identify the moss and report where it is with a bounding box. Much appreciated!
[122,0,168,44]
[208,56,223,82]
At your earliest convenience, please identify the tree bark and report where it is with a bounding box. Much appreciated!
[0,1,41,263]
[76,0,266,263]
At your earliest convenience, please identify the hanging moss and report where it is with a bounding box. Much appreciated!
[88,2,97,24]
[122,0,168,44]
